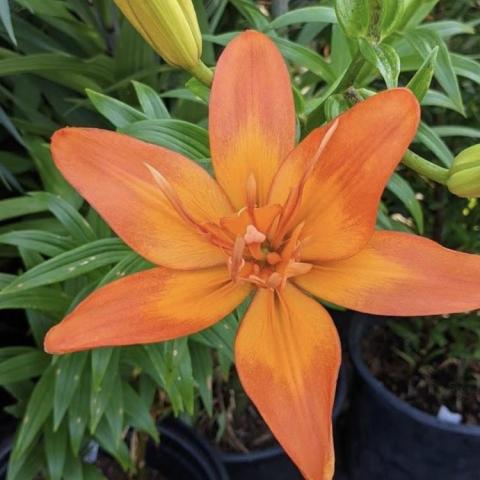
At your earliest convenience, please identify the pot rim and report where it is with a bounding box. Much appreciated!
[218,361,348,462]
[349,313,480,437]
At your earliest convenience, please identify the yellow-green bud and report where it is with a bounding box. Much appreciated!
[114,0,202,71]
[447,144,480,198]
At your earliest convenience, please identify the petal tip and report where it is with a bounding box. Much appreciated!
[387,87,421,118]
[43,326,61,355]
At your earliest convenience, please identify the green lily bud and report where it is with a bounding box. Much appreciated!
[447,145,480,198]
[114,0,202,71]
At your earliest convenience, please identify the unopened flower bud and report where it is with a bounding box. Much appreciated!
[447,145,480,198]
[114,0,202,71]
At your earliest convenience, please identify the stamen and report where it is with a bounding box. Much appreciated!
[144,163,200,231]
[285,261,313,277]
[271,119,339,248]
[229,236,246,280]
[266,272,282,289]
[280,221,305,262]
[302,119,339,183]
[244,224,266,245]
[248,274,268,287]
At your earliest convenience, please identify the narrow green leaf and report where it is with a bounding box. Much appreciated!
[115,18,155,80]
[190,342,213,416]
[185,77,210,103]
[401,0,438,29]
[336,0,404,41]
[0,230,76,257]
[229,0,269,29]
[432,126,480,139]
[44,419,68,480]
[416,122,454,167]
[0,0,16,45]
[97,253,150,288]
[104,376,124,448]
[62,453,84,480]
[132,81,170,119]
[0,105,24,147]
[90,349,119,432]
[0,287,70,313]
[91,348,113,391]
[422,89,461,112]
[451,53,480,86]
[0,53,112,84]
[2,238,130,292]
[359,39,400,88]
[422,20,475,39]
[68,370,90,455]
[123,383,159,441]
[406,29,464,115]
[407,46,438,101]
[121,119,210,161]
[267,6,337,31]
[387,173,424,233]
[24,138,80,206]
[12,366,55,459]
[0,194,49,222]
[41,192,96,244]
[0,350,50,385]
[191,314,238,361]
[53,352,88,429]
[273,37,336,83]
[95,418,133,471]
[6,443,43,480]
[86,89,147,128]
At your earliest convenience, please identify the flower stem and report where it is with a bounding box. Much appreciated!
[402,150,450,185]
[189,61,213,87]
[334,56,365,93]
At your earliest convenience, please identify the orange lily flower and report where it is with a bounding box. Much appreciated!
[45,31,480,480]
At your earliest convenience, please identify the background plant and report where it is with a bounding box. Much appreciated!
[0,0,479,478]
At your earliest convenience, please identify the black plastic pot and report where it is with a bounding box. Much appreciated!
[146,417,228,480]
[219,364,349,480]
[0,418,228,480]
[348,314,480,480]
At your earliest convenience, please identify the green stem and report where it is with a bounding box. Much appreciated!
[189,60,213,87]
[334,55,365,93]
[402,150,450,185]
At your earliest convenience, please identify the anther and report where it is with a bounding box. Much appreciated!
[244,224,266,245]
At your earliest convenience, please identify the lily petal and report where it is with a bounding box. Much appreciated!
[295,231,480,316]
[45,266,251,354]
[210,30,296,209]
[269,89,420,262]
[235,285,341,480]
[52,128,233,269]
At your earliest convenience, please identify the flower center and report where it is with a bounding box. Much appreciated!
[219,203,312,290]
[144,119,340,292]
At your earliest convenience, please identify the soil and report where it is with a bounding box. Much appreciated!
[96,454,168,480]
[196,371,276,453]
[362,317,480,426]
